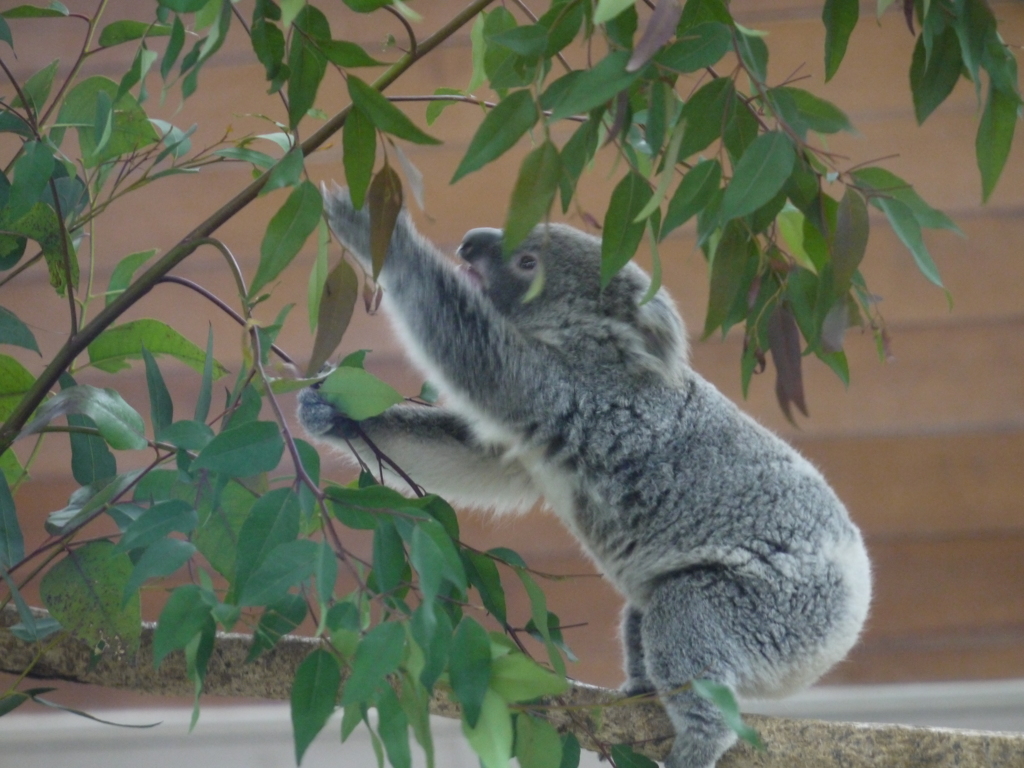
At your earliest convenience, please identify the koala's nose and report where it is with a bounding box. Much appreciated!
[458,227,502,262]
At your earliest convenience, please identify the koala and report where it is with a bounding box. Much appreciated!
[298,182,872,768]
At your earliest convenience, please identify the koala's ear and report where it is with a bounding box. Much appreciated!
[637,292,688,367]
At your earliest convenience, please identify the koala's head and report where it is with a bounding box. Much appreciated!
[456,223,689,380]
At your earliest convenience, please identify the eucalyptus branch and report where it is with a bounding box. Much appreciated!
[0,0,500,455]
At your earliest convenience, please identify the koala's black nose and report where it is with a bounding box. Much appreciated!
[458,227,502,262]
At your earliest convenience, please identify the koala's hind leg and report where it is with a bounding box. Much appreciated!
[640,568,755,768]
[620,605,655,695]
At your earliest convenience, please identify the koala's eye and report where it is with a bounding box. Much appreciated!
[517,254,537,271]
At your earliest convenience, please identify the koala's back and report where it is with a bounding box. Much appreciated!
[502,367,871,696]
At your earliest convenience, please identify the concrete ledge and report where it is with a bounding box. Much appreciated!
[3,605,1023,767]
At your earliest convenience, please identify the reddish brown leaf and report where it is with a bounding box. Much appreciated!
[767,304,808,423]
[367,162,403,280]
[627,0,684,72]
[603,91,631,147]
[306,258,358,376]
[903,0,914,34]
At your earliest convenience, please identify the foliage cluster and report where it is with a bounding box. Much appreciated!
[0,1,1019,766]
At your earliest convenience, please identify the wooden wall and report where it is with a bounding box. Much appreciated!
[2,0,1024,707]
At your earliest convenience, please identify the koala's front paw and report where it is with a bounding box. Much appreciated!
[297,386,360,439]
[322,181,372,268]
[619,678,657,697]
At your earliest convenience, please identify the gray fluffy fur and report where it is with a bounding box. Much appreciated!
[299,183,872,768]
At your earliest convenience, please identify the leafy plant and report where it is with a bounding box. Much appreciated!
[0,1,1019,766]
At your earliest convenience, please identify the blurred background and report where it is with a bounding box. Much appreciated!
[2,0,1024,763]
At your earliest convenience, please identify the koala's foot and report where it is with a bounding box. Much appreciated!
[296,385,359,439]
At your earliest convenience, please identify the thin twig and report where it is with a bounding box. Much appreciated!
[156,276,296,366]
[383,5,417,57]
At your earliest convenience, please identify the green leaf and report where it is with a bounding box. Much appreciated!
[0,17,11,48]
[909,27,963,124]
[292,649,341,764]
[718,131,795,223]
[8,140,55,222]
[464,551,506,624]
[654,22,731,73]
[161,16,185,79]
[503,140,562,254]
[341,621,406,704]
[116,499,198,552]
[661,159,721,240]
[0,306,39,353]
[153,584,213,667]
[0,354,34,422]
[514,566,564,676]
[976,80,1019,203]
[489,24,548,58]
[348,75,440,145]
[318,366,403,420]
[543,51,641,121]
[601,172,652,288]
[141,347,173,438]
[159,419,214,451]
[0,202,76,296]
[875,196,944,288]
[214,146,276,168]
[515,714,562,768]
[20,384,147,450]
[99,20,171,47]
[775,87,853,134]
[0,472,24,569]
[822,0,858,82]
[594,0,634,25]
[53,76,158,167]
[490,653,569,702]
[693,679,764,748]
[158,0,211,11]
[262,146,304,196]
[45,471,142,534]
[105,249,156,306]
[461,689,512,768]
[832,188,869,297]
[559,734,581,768]
[88,318,229,377]
[251,180,322,296]
[287,35,326,129]
[372,516,406,592]
[238,539,318,606]
[678,76,734,158]
[16,59,59,112]
[248,595,307,661]
[192,481,252,580]
[610,744,659,768]
[704,221,754,336]
[233,488,300,601]
[192,421,284,476]
[123,538,196,605]
[344,107,376,209]
[851,166,959,231]
[2,5,68,18]
[377,685,412,768]
[452,90,538,183]
[318,38,385,67]
[450,617,492,727]
[39,540,141,654]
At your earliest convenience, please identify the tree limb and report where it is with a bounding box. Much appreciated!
[2,606,1023,767]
